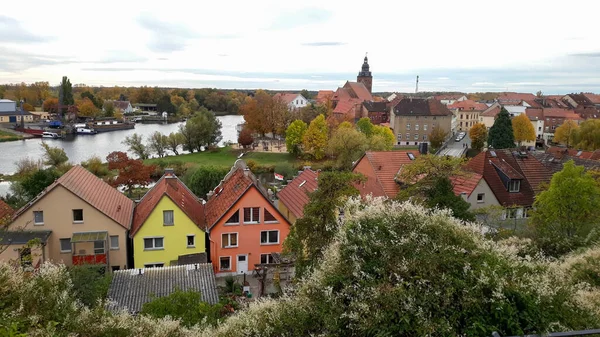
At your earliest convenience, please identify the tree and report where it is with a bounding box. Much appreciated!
[22,103,34,112]
[77,98,99,117]
[285,120,308,156]
[488,108,515,149]
[303,114,328,160]
[166,132,185,155]
[530,160,600,256]
[122,133,149,159]
[59,76,73,115]
[327,127,368,170]
[81,156,109,178]
[106,151,155,194]
[575,119,600,150]
[429,125,448,151]
[238,127,254,148]
[300,89,312,100]
[80,91,101,108]
[356,117,374,137]
[284,171,362,277]
[103,101,115,117]
[425,176,475,221]
[240,90,288,137]
[469,123,488,151]
[297,103,325,125]
[42,97,59,114]
[179,108,223,152]
[157,94,176,114]
[370,125,395,150]
[68,265,112,308]
[20,168,60,200]
[183,166,229,199]
[553,120,579,148]
[40,142,68,168]
[140,289,223,328]
[148,131,168,158]
[512,113,536,146]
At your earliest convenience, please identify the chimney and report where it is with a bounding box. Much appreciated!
[303,166,311,170]
[243,168,251,177]
[298,171,303,175]
[206,190,214,199]
[165,168,175,177]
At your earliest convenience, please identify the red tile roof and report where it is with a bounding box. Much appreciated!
[496,92,536,103]
[131,172,205,236]
[451,172,483,197]
[546,147,600,161]
[353,151,420,198]
[343,81,373,101]
[277,169,319,219]
[448,100,489,111]
[0,199,13,222]
[525,108,544,121]
[583,93,600,105]
[481,104,501,117]
[273,93,299,105]
[316,90,334,104]
[510,153,554,193]
[542,108,582,120]
[204,166,254,229]
[434,94,466,101]
[333,99,361,115]
[14,165,134,229]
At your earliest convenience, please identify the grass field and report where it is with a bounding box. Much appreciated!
[146,146,298,169]
[0,130,23,142]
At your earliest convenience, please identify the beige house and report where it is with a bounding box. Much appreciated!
[390,98,453,146]
[452,173,499,210]
[5,165,135,271]
[479,103,502,130]
[448,100,489,132]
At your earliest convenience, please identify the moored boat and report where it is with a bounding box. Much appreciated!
[42,132,61,139]
[93,119,135,132]
[76,127,97,135]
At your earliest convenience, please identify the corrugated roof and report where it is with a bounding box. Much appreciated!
[353,151,420,198]
[107,264,219,314]
[277,169,319,219]
[13,165,134,229]
[131,172,205,236]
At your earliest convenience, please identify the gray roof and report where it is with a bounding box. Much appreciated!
[107,263,219,314]
[0,230,52,245]
[531,152,600,174]
[0,111,34,116]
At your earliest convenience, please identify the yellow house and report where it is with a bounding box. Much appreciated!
[131,170,206,268]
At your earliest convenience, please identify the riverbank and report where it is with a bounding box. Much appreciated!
[0,130,23,142]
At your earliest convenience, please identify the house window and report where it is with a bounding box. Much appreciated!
[220,257,231,271]
[94,240,105,254]
[406,133,410,140]
[424,124,428,131]
[264,209,278,223]
[163,210,174,226]
[144,237,164,250]
[260,230,279,245]
[33,211,44,225]
[144,263,164,268]
[551,125,556,130]
[187,235,195,247]
[460,114,463,119]
[110,235,119,250]
[244,207,260,223]
[397,133,402,140]
[72,209,84,223]
[60,238,71,252]
[415,124,419,131]
[477,193,485,203]
[225,210,240,224]
[509,180,520,193]
[260,253,275,264]
[222,233,238,248]
[19,248,32,268]
[406,123,411,130]
[423,135,427,141]
[414,134,418,140]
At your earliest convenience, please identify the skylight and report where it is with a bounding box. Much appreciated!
[299,180,306,187]
[490,151,497,157]
[407,153,416,160]
[577,151,583,157]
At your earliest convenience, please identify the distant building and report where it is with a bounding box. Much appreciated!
[315,90,334,105]
[0,99,34,123]
[357,56,373,93]
[361,101,389,125]
[434,94,468,106]
[107,100,133,113]
[273,93,308,111]
[389,98,453,146]
[331,80,373,121]
[352,151,420,199]
[447,100,489,132]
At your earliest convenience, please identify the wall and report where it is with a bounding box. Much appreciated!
[352,156,386,198]
[277,201,297,224]
[392,115,452,146]
[0,115,34,123]
[465,179,500,210]
[209,186,290,275]
[479,115,495,130]
[8,185,129,269]
[0,244,46,267]
[133,195,206,268]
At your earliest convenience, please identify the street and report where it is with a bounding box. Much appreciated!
[439,133,470,157]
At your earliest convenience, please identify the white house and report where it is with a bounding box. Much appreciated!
[273,93,308,111]
[107,101,133,114]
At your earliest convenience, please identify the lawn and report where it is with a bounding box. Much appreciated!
[0,130,23,142]
[146,146,298,169]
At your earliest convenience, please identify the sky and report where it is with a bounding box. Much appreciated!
[1,0,600,94]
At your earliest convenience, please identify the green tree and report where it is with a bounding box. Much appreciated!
[327,127,368,170]
[103,101,115,117]
[179,108,222,152]
[553,120,579,148]
[40,142,68,168]
[370,125,395,150]
[425,176,474,221]
[166,132,185,155]
[148,131,168,158]
[285,120,308,156]
[81,156,109,178]
[428,125,448,151]
[20,169,60,200]
[122,133,149,159]
[284,171,362,277]
[80,91,101,108]
[531,160,600,256]
[68,265,111,308]
[183,166,229,199]
[356,117,374,137]
[59,76,73,114]
[512,113,536,146]
[488,108,515,149]
[300,89,312,100]
[140,289,223,328]
[576,119,600,150]
[157,94,176,114]
[302,114,328,160]
[469,122,488,151]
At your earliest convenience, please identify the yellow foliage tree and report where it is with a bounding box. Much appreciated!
[77,98,99,117]
[553,120,579,148]
[469,123,488,151]
[303,114,329,160]
[512,113,536,146]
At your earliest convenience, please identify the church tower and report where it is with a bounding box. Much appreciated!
[357,55,373,93]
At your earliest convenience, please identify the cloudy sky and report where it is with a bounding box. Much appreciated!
[1,0,599,94]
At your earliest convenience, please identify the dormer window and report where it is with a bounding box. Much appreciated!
[509,180,520,193]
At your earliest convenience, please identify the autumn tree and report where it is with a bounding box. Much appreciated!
[575,119,600,150]
[370,125,395,150]
[77,98,99,117]
[81,156,109,178]
[238,127,254,148]
[148,131,169,158]
[428,125,448,151]
[297,103,326,125]
[553,120,579,148]
[166,132,185,155]
[42,98,59,114]
[106,151,155,195]
[80,91,102,108]
[488,108,515,149]
[469,123,488,151]
[327,127,368,170]
[240,91,288,137]
[285,120,308,156]
[303,114,328,160]
[356,117,374,137]
[122,133,149,159]
[22,103,34,112]
[512,113,536,146]
[103,101,115,117]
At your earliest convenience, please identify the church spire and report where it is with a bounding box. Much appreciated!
[357,53,373,93]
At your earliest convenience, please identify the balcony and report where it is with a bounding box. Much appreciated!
[70,231,109,266]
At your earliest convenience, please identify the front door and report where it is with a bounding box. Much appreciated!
[237,255,248,274]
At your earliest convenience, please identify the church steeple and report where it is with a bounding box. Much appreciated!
[357,53,373,93]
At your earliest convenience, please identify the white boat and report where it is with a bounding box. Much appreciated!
[42,132,60,139]
[76,127,97,135]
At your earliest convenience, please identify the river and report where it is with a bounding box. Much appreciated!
[0,115,244,175]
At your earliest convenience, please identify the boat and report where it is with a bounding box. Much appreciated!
[42,132,61,139]
[92,119,135,133]
[76,127,97,135]
[14,127,45,137]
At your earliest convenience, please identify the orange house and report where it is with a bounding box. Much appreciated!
[205,161,291,275]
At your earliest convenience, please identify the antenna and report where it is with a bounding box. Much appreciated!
[415,75,419,93]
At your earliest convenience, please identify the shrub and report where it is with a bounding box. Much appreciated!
[68,265,112,308]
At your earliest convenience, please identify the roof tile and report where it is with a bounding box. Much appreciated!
[353,151,420,198]
[277,169,319,219]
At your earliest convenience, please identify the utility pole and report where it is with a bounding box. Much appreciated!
[20,99,24,128]
[415,76,419,94]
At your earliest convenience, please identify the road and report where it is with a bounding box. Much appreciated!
[439,133,470,157]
